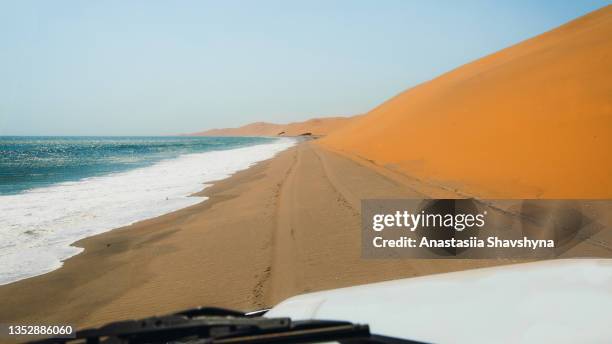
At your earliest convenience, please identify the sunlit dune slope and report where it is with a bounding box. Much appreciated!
[320,6,612,198]
[282,117,356,136]
[191,116,353,137]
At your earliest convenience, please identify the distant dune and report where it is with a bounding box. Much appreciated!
[320,6,612,198]
[190,116,354,137]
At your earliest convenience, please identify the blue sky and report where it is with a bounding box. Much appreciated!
[0,0,609,136]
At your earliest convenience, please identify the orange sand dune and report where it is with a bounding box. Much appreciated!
[192,122,283,137]
[191,116,354,137]
[321,6,612,199]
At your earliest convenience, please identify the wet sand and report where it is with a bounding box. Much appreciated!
[0,142,516,329]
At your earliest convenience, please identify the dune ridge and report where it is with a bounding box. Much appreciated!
[190,116,354,137]
[320,5,612,198]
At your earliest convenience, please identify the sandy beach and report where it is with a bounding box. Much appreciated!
[2,140,611,330]
[0,142,517,328]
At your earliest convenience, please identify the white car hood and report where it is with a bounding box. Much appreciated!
[266,259,612,343]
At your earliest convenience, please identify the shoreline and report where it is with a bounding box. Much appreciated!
[0,137,296,286]
[1,141,609,329]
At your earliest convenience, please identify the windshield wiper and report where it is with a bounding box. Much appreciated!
[28,307,426,344]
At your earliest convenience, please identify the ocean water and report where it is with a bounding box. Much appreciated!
[0,136,295,285]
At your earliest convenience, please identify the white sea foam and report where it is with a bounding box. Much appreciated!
[0,138,295,285]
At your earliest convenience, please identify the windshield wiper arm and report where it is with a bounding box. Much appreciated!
[28,307,425,344]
